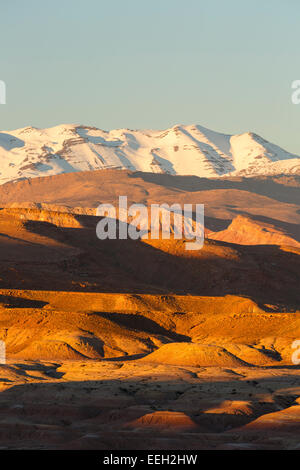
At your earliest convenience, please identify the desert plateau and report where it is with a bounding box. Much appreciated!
[0,168,299,450]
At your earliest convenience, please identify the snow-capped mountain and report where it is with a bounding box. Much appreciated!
[0,123,299,184]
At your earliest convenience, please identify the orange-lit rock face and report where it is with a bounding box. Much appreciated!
[0,288,299,363]
[208,215,300,249]
[125,411,199,432]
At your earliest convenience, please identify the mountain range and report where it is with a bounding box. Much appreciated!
[0,124,300,450]
[0,123,299,184]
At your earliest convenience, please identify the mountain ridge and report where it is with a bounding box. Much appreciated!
[0,123,299,184]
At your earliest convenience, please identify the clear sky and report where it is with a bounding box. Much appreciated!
[1,0,300,153]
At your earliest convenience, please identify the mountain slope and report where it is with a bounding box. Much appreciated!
[0,124,299,184]
[0,170,299,230]
[208,215,300,248]
[0,206,299,310]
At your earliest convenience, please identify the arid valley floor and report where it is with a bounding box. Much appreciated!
[0,170,299,449]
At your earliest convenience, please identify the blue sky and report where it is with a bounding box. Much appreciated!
[1,0,300,153]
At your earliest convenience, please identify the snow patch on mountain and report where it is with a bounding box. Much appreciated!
[0,123,298,184]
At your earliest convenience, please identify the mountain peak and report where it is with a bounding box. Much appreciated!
[0,124,299,185]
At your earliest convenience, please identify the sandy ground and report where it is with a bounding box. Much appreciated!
[0,359,299,450]
[0,287,299,450]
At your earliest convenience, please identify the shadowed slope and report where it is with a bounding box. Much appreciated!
[0,362,300,449]
[0,170,299,226]
[0,208,299,310]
